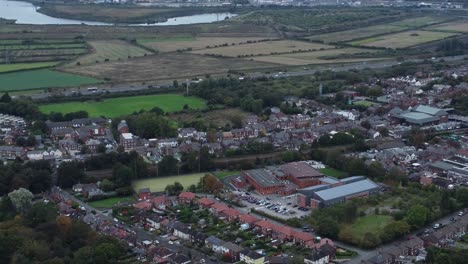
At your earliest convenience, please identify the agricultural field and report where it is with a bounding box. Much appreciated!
[64,53,277,82]
[309,24,404,43]
[132,173,206,193]
[137,36,269,53]
[0,61,59,73]
[190,40,333,57]
[0,39,88,63]
[389,16,448,28]
[39,94,206,118]
[250,48,383,65]
[429,20,468,33]
[88,196,136,209]
[73,40,151,65]
[351,30,458,48]
[0,69,101,91]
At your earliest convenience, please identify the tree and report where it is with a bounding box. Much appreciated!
[165,182,184,196]
[406,204,429,228]
[381,221,410,242]
[159,156,178,176]
[100,179,114,192]
[315,216,339,238]
[72,246,94,264]
[173,80,179,88]
[343,202,358,223]
[367,162,385,180]
[97,143,107,153]
[346,158,367,176]
[360,232,381,249]
[8,188,33,214]
[112,164,134,187]
[26,202,56,227]
[201,174,224,194]
[94,242,122,264]
[0,92,12,103]
[57,161,86,188]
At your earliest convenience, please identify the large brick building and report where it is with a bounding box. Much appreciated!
[241,161,326,195]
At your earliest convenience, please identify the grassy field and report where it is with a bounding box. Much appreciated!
[170,108,249,128]
[88,196,136,208]
[251,48,382,65]
[190,40,333,57]
[138,36,268,53]
[351,30,458,48]
[0,61,59,73]
[64,53,277,82]
[0,69,101,91]
[39,93,206,118]
[429,20,468,33]
[389,16,447,28]
[353,100,380,107]
[132,173,206,193]
[309,24,404,43]
[214,170,241,179]
[320,167,347,178]
[74,40,151,65]
[348,215,392,239]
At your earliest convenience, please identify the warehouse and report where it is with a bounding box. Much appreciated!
[297,176,380,209]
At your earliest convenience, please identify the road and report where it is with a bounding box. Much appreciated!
[52,186,220,264]
[18,55,467,101]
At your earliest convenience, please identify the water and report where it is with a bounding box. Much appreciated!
[0,0,236,26]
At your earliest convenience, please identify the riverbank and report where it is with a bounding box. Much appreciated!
[36,3,240,24]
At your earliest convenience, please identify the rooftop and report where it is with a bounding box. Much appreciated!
[314,178,379,202]
[279,161,323,179]
[244,169,283,187]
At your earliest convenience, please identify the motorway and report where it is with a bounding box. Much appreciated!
[18,55,467,101]
[52,186,220,264]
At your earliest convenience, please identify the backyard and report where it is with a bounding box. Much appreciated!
[88,196,136,209]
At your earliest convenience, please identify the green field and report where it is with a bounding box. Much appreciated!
[350,30,457,48]
[309,24,404,43]
[353,100,380,107]
[0,62,60,73]
[39,94,207,118]
[88,196,136,208]
[0,69,102,91]
[132,173,206,193]
[349,215,392,239]
[320,167,347,178]
[75,40,151,65]
[390,16,447,28]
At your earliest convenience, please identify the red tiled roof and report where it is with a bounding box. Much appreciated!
[151,195,167,205]
[210,202,229,212]
[294,231,315,242]
[179,192,196,199]
[223,208,241,217]
[133,201,152,210]
[239,214,259,224]
[273,225,295,237]
[198,197,215,206]
[255,220,275,230]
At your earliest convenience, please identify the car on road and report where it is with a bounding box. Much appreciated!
[433,223,442,229]
[458,211,464,216]
[168,241,174,245]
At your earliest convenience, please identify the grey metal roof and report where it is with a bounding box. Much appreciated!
[340,176,365,184]
[413,105,447,116]
[244,169,282,187]
[314,178,379,202]
[399,112,439,124]
[319,177,340,184]
[429,161,454,171]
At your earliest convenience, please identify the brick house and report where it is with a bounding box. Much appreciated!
[198,197,215,208]
[178,192,196,204]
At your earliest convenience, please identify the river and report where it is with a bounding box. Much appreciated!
[0,0,236,26]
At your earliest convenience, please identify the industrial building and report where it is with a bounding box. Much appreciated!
[297,176,380,209]
[389,105,448,126]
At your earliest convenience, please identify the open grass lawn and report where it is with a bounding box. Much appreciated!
[190,40,333,57]
[74,40,151,65]
[251,48,382,65]
[214,170,241,179]
[351,30,458,48]
[349,215,392,239]
[88,196,136,208]
[0,69,102,91]
[39,93,206,118]
[138,36,268,53]
[0,61,60,73]
[309,24,404,43]
[319,167,347,178]
[132,173,206,193]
